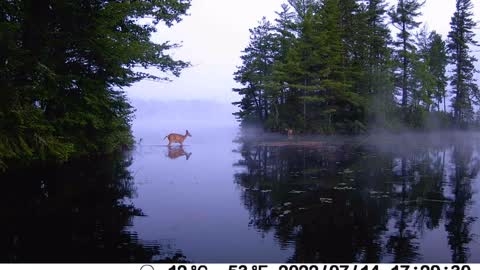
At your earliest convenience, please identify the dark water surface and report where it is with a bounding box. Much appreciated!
[2,128,480,263]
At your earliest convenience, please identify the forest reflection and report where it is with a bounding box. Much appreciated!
[0,152,188,262]
[233,134,480,263]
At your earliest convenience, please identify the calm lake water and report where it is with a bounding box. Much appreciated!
[2,127,480,263]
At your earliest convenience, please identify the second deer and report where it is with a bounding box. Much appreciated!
[285,128,294,139]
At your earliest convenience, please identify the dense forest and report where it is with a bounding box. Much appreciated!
[0,0,191,169]
[233,0,479,134]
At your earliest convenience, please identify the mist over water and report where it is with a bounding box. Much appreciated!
[127,101,480,262]
[3,0,480,263]
[128,100,292,262]
[2,99,480,262]
[228,130,480,263]
[131,99,239,145]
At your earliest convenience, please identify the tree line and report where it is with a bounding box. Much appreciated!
[0,0,191,169]
[233,0,478,134]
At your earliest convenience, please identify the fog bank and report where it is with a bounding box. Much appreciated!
[130,99,239,145]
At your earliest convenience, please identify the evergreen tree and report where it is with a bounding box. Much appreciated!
[389,0,425,118]
[428,32,448,112]
[278,0,319,131]
[407,27,448,127]
[232,0,465,132]
[447,0,479,126]
[315,0,363,133]
[233,18,279,127]
[412,26,437,112]
[361,0,395,127]
[0,0,191,169]
[270,4,297,129]
[336,0,370,132]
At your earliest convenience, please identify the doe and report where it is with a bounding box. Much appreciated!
[164,130,192,146]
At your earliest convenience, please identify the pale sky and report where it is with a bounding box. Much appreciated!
[126,0,480,104]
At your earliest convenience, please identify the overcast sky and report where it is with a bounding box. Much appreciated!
[126,0,480,104]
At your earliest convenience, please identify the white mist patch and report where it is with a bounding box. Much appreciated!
[130,99,239,145]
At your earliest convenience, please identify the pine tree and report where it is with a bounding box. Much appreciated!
[447,0,479,126]
[412,26,437,111]
[389,0,425,118]
[428,32,448,112]
[270,4,297,129]
[285,0,356,133]
[232,0,458,132]
[274,4,297,63]
[233,18,279,128]
[316,0,362,133]
[0,0,191,169]
[360,0,395,127]
[279,0,319,131]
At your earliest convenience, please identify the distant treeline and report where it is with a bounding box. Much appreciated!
[0,0,191,169]
[233,0,479,134]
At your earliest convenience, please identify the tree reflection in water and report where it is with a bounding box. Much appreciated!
[234,135,480,263]
[445,140,478,263]
[0,151,188,262]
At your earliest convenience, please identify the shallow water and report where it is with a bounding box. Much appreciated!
[2,128,480,263]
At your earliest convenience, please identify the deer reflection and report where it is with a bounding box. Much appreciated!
[167,145,192,160]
